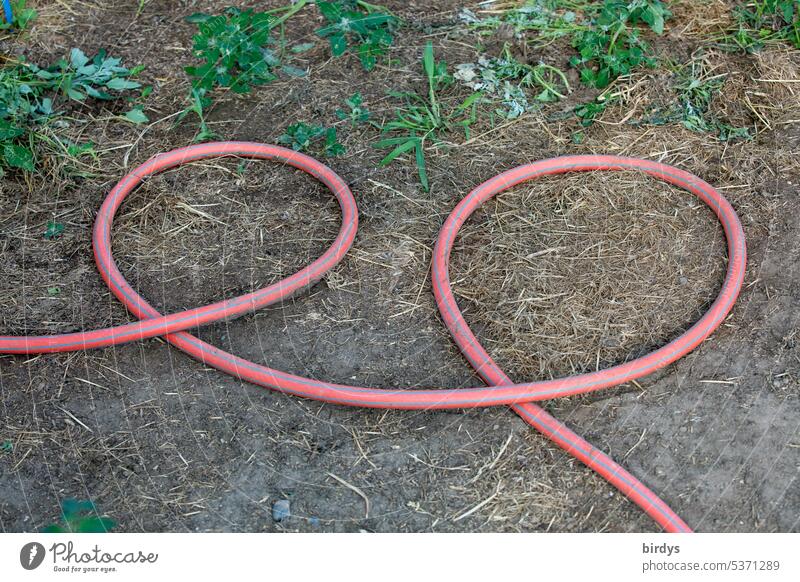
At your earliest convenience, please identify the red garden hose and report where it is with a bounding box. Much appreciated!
[0,142,747,533]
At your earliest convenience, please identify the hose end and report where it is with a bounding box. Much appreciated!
[2,0,14,26]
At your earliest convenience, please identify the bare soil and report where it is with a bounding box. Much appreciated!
[0,1,798,532]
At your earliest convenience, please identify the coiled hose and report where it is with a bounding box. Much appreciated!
[0,143,747,532]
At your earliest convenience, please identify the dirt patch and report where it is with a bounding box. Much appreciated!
[0,1,798,532]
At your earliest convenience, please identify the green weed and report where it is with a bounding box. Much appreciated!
[463,1,670,127]
[732,0,799,49]
[182,5,312,140]
[463,1,589,44]
[336,92,370,126]
[44,220,64,239]
[136,0,151,18]
[315,1,397,71]
[574,94,617,126]
[455,46,570,118]
[41,499,115,533]
[570,1,670,89]
[179,88,216,142]
[641,58,751,141]
[0,50,146,175]
[374,42,480,191]
[278,122,345,156]
[465,1,670,90]
[185,8,279,95]
[33,49,145,103]
[182,7,277,139]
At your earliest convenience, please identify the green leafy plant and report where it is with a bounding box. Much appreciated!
[336,92,370,126]
[465,1,669,90]
[41,499,115,533]
[181,7,277,140]
[182,5,312,140]
[32,49,144,102]
[0,126,35,172]
[462,0,588,44]
[640,59,751,141]
[623,0,671,34]
[124,105,149,124]
[374,43,481,191]
[0,50,145,175]
[455,46,570,118]
[185,8,278,96]
[176,87,217,142]
[574,95,616,126]
[278,122,345,156]
[44,220,64,239]
[0,0,37,31]
[732,0,799,49]
[315,1,397,71]
[570,1,670,89]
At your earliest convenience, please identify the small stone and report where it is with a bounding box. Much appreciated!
[600,337,619,348]
[272,499,291,522]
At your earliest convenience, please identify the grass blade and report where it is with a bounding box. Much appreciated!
[415,140,428,191]
[378,138,419,166]
[422,42,435,85]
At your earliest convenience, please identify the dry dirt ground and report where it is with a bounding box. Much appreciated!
[0,1,798,532]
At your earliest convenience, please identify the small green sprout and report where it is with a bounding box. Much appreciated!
[336,93,370,126]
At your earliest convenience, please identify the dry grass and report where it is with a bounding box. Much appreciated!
[586,44,800,140]
[449,170,726,381]
[669,0,736,41]
[112,159,341,313]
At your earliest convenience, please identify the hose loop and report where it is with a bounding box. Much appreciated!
[0,144,747,532]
